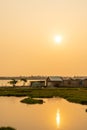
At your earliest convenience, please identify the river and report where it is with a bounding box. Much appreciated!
[0,97,87,130]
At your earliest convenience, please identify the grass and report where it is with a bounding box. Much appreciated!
[0,127,16,130]
[21,97,44,104]
[0,87,87,105]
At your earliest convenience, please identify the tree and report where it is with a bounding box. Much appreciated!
[20,78,27,87]
[8,79,18,87]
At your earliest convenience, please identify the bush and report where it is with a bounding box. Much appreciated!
[21,97,44,104]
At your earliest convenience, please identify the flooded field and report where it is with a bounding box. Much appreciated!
[0,97,87,130]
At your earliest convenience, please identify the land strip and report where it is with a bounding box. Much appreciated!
[0,87,87,105]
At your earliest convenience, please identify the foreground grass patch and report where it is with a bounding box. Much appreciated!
[21,97,44,104]
[0,127,16,130]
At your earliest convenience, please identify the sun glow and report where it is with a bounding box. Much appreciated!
[56,109,60,128]
[54,35,62,44]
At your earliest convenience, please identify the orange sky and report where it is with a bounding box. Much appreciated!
[0,0,87,76]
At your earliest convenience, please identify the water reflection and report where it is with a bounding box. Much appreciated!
[0,97,87,130]
[56,109,60,128]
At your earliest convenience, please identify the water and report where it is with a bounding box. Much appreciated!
[0,97,87,130]
[0,80,30,87]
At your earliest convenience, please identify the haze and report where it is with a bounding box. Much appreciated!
[0,0,87,76]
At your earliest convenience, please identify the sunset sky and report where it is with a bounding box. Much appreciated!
[0,0,87,76]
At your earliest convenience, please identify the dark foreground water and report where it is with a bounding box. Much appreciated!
[0,97,87,130]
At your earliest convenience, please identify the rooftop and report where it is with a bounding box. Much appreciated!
[48,76,63,82]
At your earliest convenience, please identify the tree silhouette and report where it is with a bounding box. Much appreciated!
[9,79,18,87]
[20,78,27,87]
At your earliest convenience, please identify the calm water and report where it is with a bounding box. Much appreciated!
[0,97,87,130]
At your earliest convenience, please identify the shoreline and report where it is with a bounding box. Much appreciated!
[0,87,87,105]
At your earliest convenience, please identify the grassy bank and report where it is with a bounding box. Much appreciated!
[0,127,16,130]
[0,87,87,105]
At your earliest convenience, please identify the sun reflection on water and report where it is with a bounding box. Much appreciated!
[56,109,60,128]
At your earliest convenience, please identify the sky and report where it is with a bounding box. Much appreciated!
[0,0,87,76]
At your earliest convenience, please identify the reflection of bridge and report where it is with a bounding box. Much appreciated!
[0,76,47,80]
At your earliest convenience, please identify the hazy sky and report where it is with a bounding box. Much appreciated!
[0,0,87,76]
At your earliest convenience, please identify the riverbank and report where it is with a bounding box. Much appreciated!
[0,87,87,105]
[0,127,16,130]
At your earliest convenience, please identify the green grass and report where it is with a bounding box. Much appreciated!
[21,97,44,104]
[0,127,16,130]
[0,87,87,105]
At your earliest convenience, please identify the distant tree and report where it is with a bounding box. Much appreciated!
[20,78,27,87]
[8,79,18,87]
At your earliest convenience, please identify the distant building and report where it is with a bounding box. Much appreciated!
[30,81,45,88]
[62,77,72,87]
[62,77,87,87]
[46,76,87,88]
[81,78,87,87]
[46,76,63,87]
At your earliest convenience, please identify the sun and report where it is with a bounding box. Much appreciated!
[54,35,62,44]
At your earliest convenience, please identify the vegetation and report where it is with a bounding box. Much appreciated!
[20,78,27,87]
[8,79,18,87]
[0,87,87,105]
[21,97,44,104]
[85,109,87,112]
[0,127,16,130]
